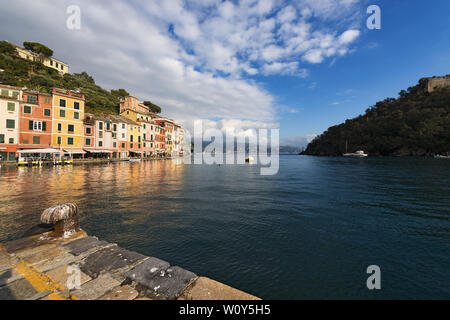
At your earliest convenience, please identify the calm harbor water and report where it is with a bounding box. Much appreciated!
[0,156,449,299]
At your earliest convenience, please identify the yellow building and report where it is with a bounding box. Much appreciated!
[10,42,69,75]
[127,121,143,158]
[51,88,85,157]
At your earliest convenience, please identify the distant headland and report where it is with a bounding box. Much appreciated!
[301,75,450,157]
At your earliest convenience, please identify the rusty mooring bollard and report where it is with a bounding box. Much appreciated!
[40,203,81,237]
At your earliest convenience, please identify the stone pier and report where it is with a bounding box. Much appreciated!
[0,204,259,300]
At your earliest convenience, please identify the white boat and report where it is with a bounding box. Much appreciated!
[434,154,450,159]
[343,150,368,158]
[129,158,142,163]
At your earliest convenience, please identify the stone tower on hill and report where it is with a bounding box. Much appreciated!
[420,75,450,93]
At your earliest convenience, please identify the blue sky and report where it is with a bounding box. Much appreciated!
[0,0,449,147]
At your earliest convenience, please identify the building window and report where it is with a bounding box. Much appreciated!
[130,143,133,149]
[67,137,74,145]
[74,102,80,110]
[23,139,29,144]
[113,142,117,148]
[60,99,66,107]
[23,106,32,114]
[122,133,125,139]
[45,97,51,104]
[122,143,125,148]
[99,122,103,130]
[1,89,8,96]
[9,138,14,144]
[86,127,92,135]
[58,123,62,131]
[30,121,43,131]
[7,102,15,111]
[0,134,4,143]
[33,136,40,145]
[106,123,111,131]
[138,144,141,148]
[143,124,146,129]
[50,60,53,66]
[60,110,66,117]
[61,65,64,70]
[138,136,141,143]
[122,124,125,129]
[27,96,37,104]
[44,109,51,116]
[130,135,134,142]
[74,112,79,119]
[99,131,103,138]
[12,91,19,99]
[6,119,15,129]
[56,62,59,68]
[85,138,91,146]
[99,141,103,147]
[57,137,62,145]
[68,124,75,133]
[113,124,117,131]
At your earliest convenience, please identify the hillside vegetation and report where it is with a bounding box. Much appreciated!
[0,41,162,115]
[302,78,450,156]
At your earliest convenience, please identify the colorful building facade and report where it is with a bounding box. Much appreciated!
[0,85,21,161]
[19,91,53,151]
[51,88,85,157]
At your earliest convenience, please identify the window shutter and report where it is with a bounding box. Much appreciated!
[42,122,47,131]
[29,120,33,130]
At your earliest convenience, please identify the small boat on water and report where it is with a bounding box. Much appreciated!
[434,154,450,159]
[343,150,368,158]
[245,156,255,163]
[129,158,141,163]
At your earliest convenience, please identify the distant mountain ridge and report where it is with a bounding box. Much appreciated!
[302,76,450,156]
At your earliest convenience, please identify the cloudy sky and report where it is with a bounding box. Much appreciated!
[1,0,449,147]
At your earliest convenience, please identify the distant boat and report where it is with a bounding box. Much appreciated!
[245,156,255,163]
[434,154,450,159]
[343,140,368,157]
[129,158,141,163]
[343,150,368,158]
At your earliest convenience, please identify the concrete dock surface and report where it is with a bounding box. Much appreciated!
[0,204,260,301]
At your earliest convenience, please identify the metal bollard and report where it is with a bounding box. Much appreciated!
[40,203,81,237]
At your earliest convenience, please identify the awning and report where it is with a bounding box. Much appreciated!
[18,148,62,154]
[64,149,86,155]
[84,149,113,154]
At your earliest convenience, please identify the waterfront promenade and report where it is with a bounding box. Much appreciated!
[0,204,259,300]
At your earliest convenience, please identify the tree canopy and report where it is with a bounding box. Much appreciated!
[143,101,162,114]
[23,42,54,57]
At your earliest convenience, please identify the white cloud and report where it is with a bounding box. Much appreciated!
[0,0,363,139]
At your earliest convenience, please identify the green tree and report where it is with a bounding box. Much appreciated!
[0,41,16,55]
[143,101,162,113]
[111,88,130,98]
[23,42,53,57]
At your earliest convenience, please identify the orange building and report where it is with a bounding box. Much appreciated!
[19,91,53,151]
[154,119,166,155]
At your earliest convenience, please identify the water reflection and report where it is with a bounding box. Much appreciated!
[0,161,186,241]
